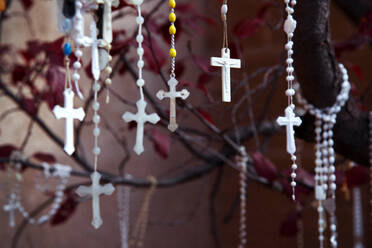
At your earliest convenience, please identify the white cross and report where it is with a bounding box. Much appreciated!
[3,193,17,227]
[210,48,241,102]
[156,77,189,132]
[96,0,119,43]
[122,98,160,155]
[88,20,101,81]
[53,89,85,155]
[72,0,85,43]
[276,106,302,154]
[76,171,115,229]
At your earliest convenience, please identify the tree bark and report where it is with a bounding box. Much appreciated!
[293,0,369,166]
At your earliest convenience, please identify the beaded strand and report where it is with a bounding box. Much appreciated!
[169,0,177,77]
[296,63,351,248]
[237,147,248,248]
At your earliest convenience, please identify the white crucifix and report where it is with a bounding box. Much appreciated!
[96,0,119,44]
[4,193,17,227]
[53,89,85,155]
[210,48,241,102]
[276,106,302,154]
[156,77,189,132]
[76,171,115,229]
[88,20,101,81]
[122,98,160,155]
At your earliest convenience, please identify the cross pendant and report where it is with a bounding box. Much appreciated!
[76,171,115,229]
[156,77,189,132]
[95,0,119,43]
[210,48,241,102]
[276,106,302,154]
[3,193,17,227]
[122,98,160,155]
[53,89,85,155]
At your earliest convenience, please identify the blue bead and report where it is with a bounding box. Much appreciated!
[63,43,72,56]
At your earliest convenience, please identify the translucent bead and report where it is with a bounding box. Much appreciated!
[291,164,297,170]
[286,58,293,64]
[291,181,296,187]
[291,173,296,178]
[136,34,144,43]
[75,49,83,58]
[73,61,81,69]
[137,47,144,56]
[72,73,80,81]
[93,115,100,124]
[108,55,112,62]
[136,16,144,25]
[93,147,101,155]
[93,127,100,136]
[93,83,101,92]
[221,4,228,14]
[63,43,72,56]
[92,102,100,111]
[137,60,144,68]
[137,79,145,87]
[285,88,295,96]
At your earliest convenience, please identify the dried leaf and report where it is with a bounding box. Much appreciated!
[32,152,56,163]
[345,165,369,188]
[251,152,277,181]
[50,192,78,226]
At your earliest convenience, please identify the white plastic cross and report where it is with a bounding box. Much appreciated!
[53,89,85,155]
[276,106,302,154]
[76,171,115,229]
[3,193,17,227]
[210,48,241,102]
[156,77,189,132]
[96,0,119,43]
[122,98,160,155]
[89,20,101,81]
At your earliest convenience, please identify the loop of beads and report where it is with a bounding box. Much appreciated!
[296,63,351,248]
[237,147,248,248]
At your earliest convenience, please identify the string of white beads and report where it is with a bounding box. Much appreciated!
[10,162,71,225]
[237,147,248,248]
[117,175,132,248]
[296,63,351,248]
[92,81,101,163]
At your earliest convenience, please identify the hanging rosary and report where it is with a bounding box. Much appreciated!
[123,0,160,155]
[53,41,85,156]
[117,175,132,248]
[156,0,189,132]
[4,152,71,227]
[210,0,241,102]
[129,176,157,248]
[236,147,248,248]
[276,0,301,201]
[76,19,115,230]
[296,63,351,248]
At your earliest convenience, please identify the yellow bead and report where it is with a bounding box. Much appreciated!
[169,13,176,23]
[169,48,177,58]
[169,25,176,35]
[168,0,176,8]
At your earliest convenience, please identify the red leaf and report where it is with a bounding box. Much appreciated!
[196,108,216,126]
[41,37,65,67]
[197,73,215,102]
[345,165,369,188]
[152,128,170,159]
[0,144,17,158]
[22,98,37,116]
[20,0,33,10]
[143,35,167,73]
[191,55,214,73]
[350,64,365,82]
[233,18,264,39]
[32,153,56,163]
[233,3,272,39]
[50,192,78,226]
[11,64,27,84]
[251,152,277,181]
[280,211,300,237]
[114,0,130,10]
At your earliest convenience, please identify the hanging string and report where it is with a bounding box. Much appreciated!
[221,0,228,50]
[129,176,157,248]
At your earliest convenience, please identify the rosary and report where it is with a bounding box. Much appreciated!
[123,0,160,155]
